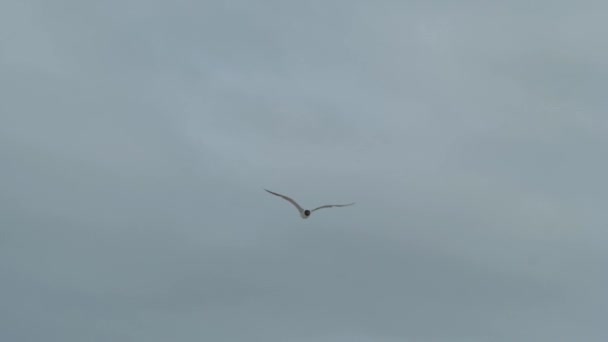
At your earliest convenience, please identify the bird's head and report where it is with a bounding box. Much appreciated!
[304,210,311,216]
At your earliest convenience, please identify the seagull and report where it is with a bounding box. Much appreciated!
[265,189,355,219]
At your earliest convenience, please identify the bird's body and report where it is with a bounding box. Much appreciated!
[265,189,354,219]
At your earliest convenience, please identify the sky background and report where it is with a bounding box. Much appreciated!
[1,0,607,341]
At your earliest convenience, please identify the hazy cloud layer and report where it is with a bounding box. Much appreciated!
[1,0,607,341]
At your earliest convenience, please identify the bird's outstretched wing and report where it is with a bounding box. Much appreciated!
[265,189,304,213]
[311,202,355,212]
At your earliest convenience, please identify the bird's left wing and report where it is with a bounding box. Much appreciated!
[311,202,355,212]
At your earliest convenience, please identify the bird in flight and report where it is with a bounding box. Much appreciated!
[265,189,355,219]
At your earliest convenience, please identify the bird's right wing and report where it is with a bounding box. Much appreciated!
[265,189,304,213]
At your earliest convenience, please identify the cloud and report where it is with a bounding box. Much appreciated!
[1,0,607,341]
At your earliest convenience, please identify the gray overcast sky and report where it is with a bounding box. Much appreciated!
[1,0,607,341]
